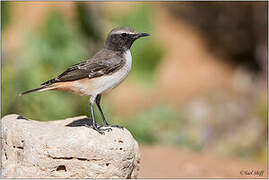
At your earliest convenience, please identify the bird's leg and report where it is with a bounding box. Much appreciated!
[95,94,109,126]
[96,94,123,129]
[89,96,111,134]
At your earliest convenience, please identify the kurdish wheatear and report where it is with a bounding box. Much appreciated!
[20,27,150,133]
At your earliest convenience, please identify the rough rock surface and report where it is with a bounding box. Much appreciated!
[1,114,140,178]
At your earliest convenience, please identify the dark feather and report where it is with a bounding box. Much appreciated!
[40,49,125,86]
[19,86,47,96]
[41,78,59,86]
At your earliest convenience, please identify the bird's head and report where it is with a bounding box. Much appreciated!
[104,27,150,51]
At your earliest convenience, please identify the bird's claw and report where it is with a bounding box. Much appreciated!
[84,121,123,134]
[84,123,111,134]
[95,126,112,134]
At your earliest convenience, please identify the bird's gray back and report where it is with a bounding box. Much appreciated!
[41,49,125,85]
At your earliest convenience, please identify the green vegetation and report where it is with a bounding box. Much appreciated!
[119,104,204,151]
[1,1,12,29]
[111,5,164,86]
[2,10,90,120]
[120,104,179,144]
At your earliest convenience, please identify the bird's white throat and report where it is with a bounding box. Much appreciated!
[124,50,132,71]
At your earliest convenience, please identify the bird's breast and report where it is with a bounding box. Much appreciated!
[52,50,132,96]
[89,50,132,94]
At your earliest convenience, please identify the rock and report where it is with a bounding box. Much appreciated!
[1,114,140,178]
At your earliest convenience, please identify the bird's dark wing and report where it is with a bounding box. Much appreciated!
[41,50,124,86]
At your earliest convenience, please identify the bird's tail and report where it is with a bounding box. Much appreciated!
[19,86,54,96]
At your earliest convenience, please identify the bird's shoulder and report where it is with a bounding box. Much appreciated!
[41,49,125,86]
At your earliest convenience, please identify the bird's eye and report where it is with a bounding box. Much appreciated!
[121,33,127,37]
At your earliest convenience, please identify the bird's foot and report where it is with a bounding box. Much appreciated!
[96,126,112,134]
[93,125,112,135]
[84,122,111,134]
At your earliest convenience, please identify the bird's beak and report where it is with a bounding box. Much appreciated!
[138,33,150,38]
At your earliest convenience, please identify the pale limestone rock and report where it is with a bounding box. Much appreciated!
[1,114,140,178]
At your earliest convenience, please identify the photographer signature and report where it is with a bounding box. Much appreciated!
[240,169,265,176]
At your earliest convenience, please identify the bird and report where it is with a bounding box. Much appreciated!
[19,27,150,134]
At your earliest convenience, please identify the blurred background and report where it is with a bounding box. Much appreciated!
[1,1,268,178]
